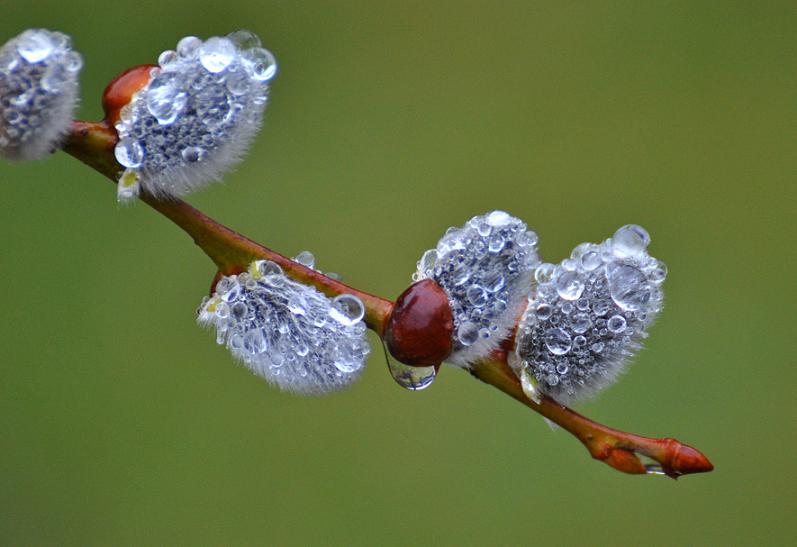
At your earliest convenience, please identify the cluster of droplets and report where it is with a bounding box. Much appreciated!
[0,29,82,160]
[197,260,370,395]
[114,30,277,202]
[414,210,540,365]
[511,225,666,405]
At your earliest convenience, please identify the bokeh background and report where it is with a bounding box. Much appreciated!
[1,1,795,545]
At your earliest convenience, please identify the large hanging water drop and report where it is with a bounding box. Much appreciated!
[384,343,437,391]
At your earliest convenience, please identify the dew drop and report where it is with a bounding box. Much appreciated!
[245,47,278,82]
[199,37,236,73]
[181,146,203,163]
[571,312,591,334]
[294,250,315,269]
[64,50,82,72]
[254,260,282,278]
[457,321,479,346]
[556,271,584,301]
[227,29,262,50]
[545,327,572,355]
[650,260,668,284]
[386,353,437,391]
[146,73,187,125]
[535,304,552,320]
[17,30,54,63]
[535,263,555,284]
[114,138,144,168]
[518,230,538,247]
[466,285,488,307]
[419,249,437,273]
[581,250,602,271]
[225,70,250,95]
[41,62,68,92]
[607,314,627,333]
[611,224,650,258]
[607,263,651,311]
[488,233,505,253]
[329,294,365,326]
[486,210,510,227]
[176,36,202,58]
[520,368,541,403]
[158,50,178,67]
[482,270,504,293]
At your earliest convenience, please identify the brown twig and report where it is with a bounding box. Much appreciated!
[62,120,713,479]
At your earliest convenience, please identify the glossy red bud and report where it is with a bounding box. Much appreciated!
[385,279,454,366]
[102,64,156,125]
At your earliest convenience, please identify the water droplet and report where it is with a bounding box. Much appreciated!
[593,298,611,316]
[225,70,250,95]
[535,263,555,284]
[572,312,591,334]
[607,263,651,311]
[590,341,604,353]
[227,29,262,50]
[457,321,479,346]
[518,230,538,247]
[176,36,202,58]
[466,285,488,307]
[607,314,627,333]
[488,233,505,253]
[419,249,437,273]
[294,250,315,269]
[581,250,601,271]
[245,47,277,82]
[64,50,82,72]
[17,30,54,63]
[545,327,572,355]
[483,270,504,292]
[146,73,187,125]
[329,294,365,326]
[556,271,584,300]
[114,138,144,168]
[520,368,541,403]
[486,210,510,227]
[158,50,178,66]
[181,146,203,163]
[612,224,650,258]
[254,260,282,278]
[199,37,236,73]
[535,304,552,320]
[650,260,668,284]
[636,452,667,476]
[386,354,437,391]
[232,301,248,319]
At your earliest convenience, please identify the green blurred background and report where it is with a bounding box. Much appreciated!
[1,1,794,545]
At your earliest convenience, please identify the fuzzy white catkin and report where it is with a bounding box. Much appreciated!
[0,29,82,160]
[414,210,540,366]
[197,261,370,395]
[511,224,667,406]
[114,30,277,202]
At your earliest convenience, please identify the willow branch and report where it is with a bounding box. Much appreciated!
[62,120,713,478]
